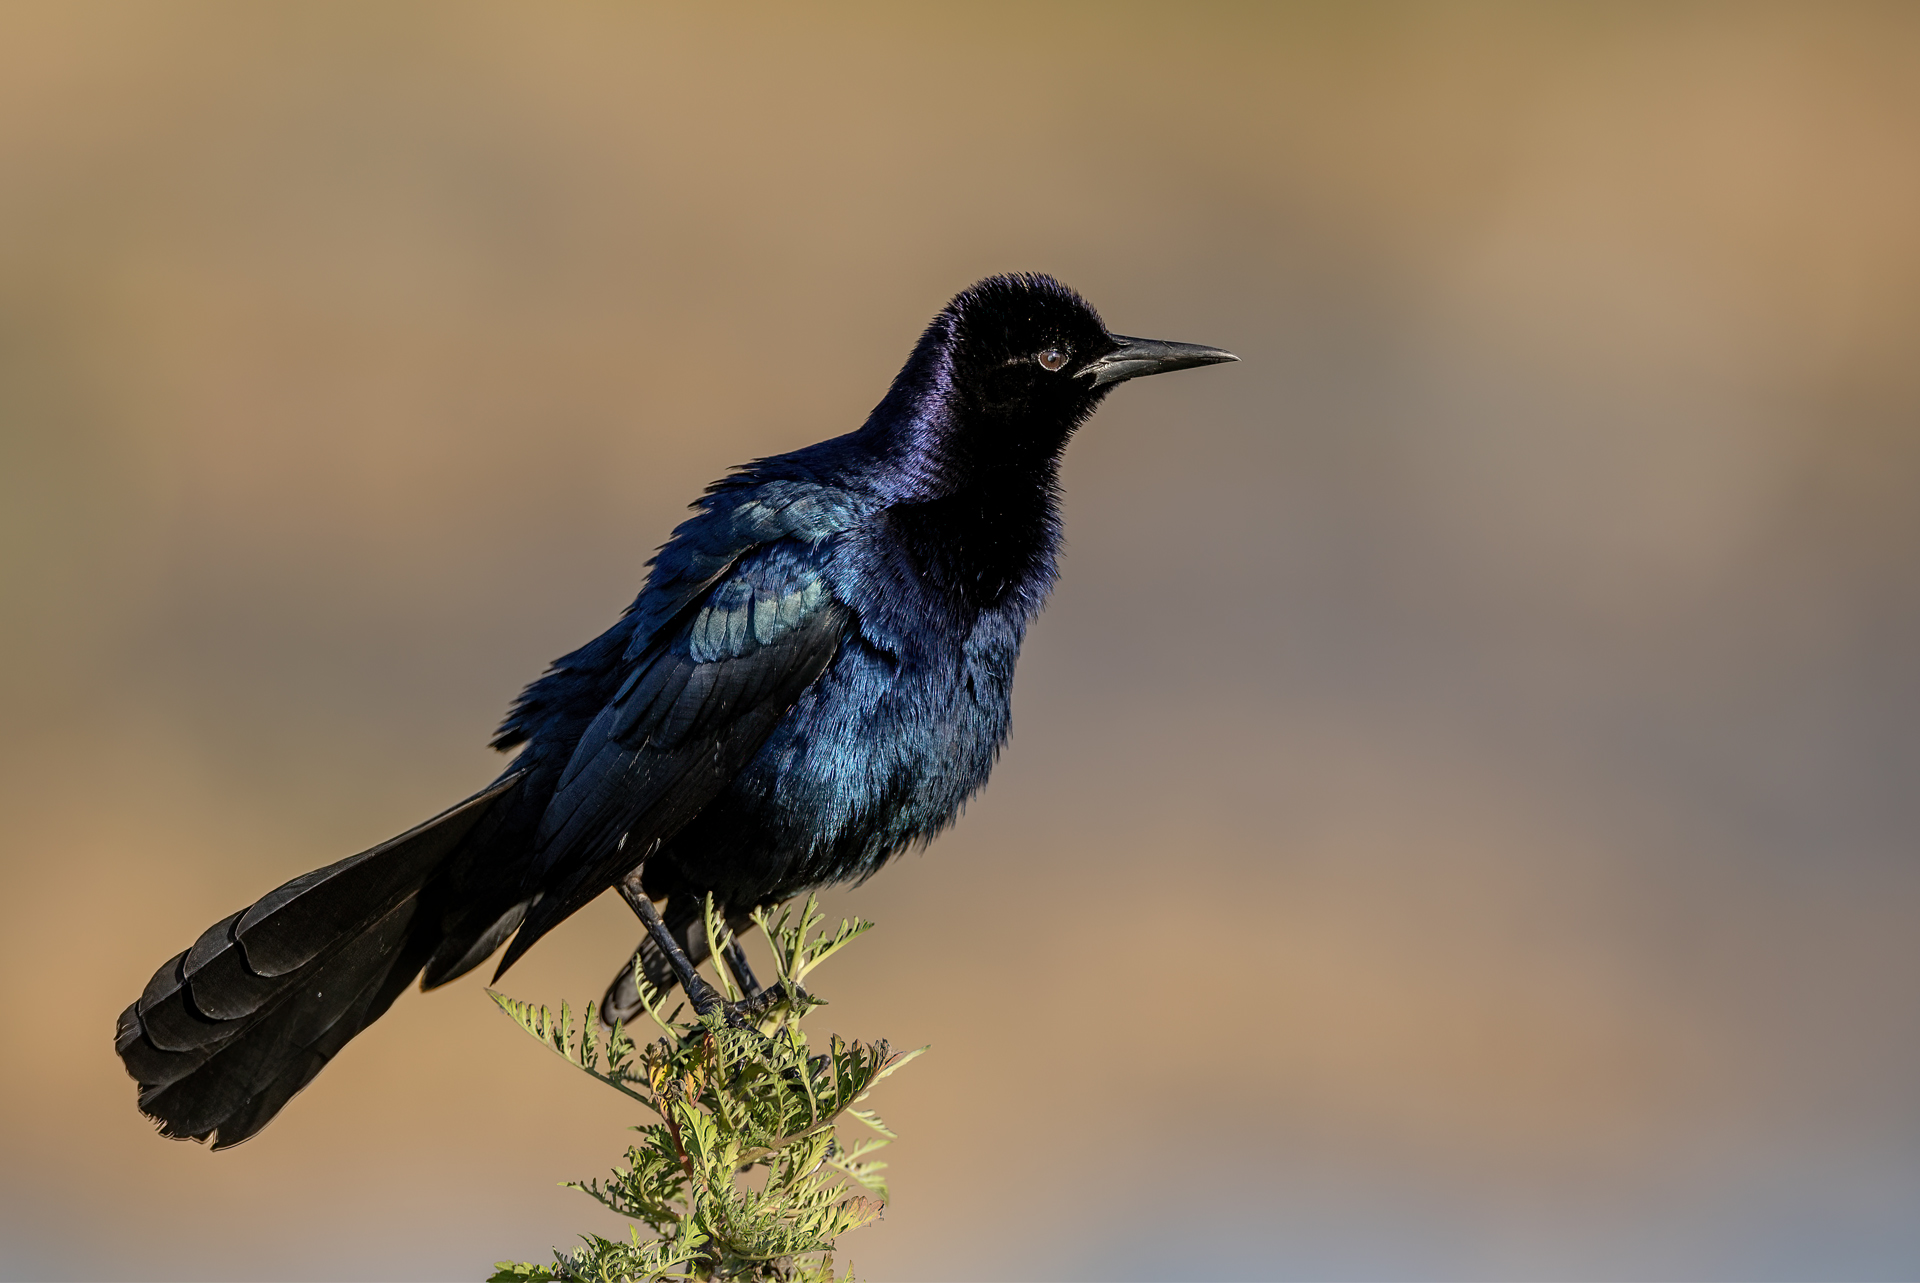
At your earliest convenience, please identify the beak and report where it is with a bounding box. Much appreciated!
[1078,335,1239,388]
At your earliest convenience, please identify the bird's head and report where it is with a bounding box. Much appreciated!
[944,272,1236,430]
[867,273,1236,491]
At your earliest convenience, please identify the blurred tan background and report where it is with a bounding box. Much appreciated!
[3,3,1919,1278]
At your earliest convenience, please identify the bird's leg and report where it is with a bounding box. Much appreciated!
[720,936,763,1000]
[617,871,725,1019]
[602,932,683,1028]
[602,903,767,1027]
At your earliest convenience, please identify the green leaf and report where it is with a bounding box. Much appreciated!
[486,1263,559,1283]
[491,899,910,1280]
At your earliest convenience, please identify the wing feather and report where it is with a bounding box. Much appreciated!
[495,544,847,974]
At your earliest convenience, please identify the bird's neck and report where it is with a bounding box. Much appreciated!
[883,460,1063,617]
[852,352,1073,615]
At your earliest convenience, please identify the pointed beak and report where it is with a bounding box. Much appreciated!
[1078,335,1239,388]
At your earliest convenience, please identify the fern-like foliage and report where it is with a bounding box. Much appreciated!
[489,897,922,1282]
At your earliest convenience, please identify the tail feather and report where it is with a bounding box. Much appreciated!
[421,899,530,991]
[135,892,422,1140]
[115,990,209,1091]
[117,774,521,1147]
[231,777,507,978]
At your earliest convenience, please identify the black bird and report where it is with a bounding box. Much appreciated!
[116,273,1235,1147]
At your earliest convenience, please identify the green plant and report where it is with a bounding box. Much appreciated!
[488,897,921,1282]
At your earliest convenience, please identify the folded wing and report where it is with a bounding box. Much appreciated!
[495,542,847,971]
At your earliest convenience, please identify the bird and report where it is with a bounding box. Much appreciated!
[116,272,1236,1148]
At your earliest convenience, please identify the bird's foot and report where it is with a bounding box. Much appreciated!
[725,978,805,1026]
[601,902,775,1030]
[686,979,809,1038]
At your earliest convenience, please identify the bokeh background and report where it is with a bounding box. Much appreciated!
[4,3,1918,1278]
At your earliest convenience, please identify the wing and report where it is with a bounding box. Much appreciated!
[495,541,847,972]
[492,476,865,754]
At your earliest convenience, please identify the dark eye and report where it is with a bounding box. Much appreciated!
[1036,347,1069,372]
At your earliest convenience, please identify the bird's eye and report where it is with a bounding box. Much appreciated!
[1037,348,1069,372]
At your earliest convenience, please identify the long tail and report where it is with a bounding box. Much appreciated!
[115,774,521,1149]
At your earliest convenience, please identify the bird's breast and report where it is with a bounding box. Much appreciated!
[651,599,1027,905]
[873,482,1062,619]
